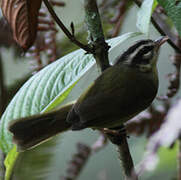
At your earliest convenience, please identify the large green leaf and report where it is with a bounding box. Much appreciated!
[157,0,181,37]
[0,32,142,180]
[137,0,158,35]
[0,32,141,154]
[0,49,93,153]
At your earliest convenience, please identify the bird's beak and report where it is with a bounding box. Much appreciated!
[154,36,169,49]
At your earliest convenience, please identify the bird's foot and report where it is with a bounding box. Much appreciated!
[100,125,129,145]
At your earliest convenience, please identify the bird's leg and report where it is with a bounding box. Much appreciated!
[99,125,129,145]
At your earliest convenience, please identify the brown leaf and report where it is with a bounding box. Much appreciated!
[1,0,42,50]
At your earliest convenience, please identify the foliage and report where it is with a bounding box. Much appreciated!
[0,0,181,179]
[1,32,141,180]
[1,0,42,50]
[136,0,157,35]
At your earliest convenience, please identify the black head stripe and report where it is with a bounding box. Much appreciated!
[117,40,154,63]
[132,45,154,65]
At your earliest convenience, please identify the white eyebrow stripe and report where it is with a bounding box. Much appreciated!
[129,43,154,60]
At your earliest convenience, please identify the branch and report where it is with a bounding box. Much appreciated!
[42,0,94,54]
[84,1,136,178]
[104,126,138,180]
[84,0,110,71]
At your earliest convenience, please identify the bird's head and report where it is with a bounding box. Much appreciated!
[117,36,168,72]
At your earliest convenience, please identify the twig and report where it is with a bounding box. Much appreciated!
[117,137,137,180]
[133,0,181,53]
[43,0,94,54]
[84,0,110,71]
[151,12,181,53]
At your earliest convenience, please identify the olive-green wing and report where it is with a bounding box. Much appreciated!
[68,65,157,129]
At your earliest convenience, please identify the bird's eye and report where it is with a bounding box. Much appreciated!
[142,50,153,59]
[130,45,154,65]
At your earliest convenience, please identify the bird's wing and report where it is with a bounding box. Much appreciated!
[68,65,157,129]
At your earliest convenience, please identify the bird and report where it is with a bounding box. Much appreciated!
[8,36,168,151]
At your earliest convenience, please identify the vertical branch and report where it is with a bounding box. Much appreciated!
[84,1,136,179]
[105,127,138,180]
[117,139,136,179]
[84,0,110,71]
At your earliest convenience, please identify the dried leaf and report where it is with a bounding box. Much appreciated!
[1,0,42,50]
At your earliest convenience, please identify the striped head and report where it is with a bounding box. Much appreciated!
[117,37,168,72]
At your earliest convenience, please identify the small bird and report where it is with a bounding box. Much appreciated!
[9,36,168,151]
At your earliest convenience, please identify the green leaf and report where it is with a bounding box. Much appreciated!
[0,32,142,154]
[0,32,142,180]
[4,146,19,180]
[152,1,158,12]
[0,49,94,153]
[157,0,181,37]
[137,0,157,35]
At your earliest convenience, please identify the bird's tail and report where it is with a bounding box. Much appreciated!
[8,103,73,151]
